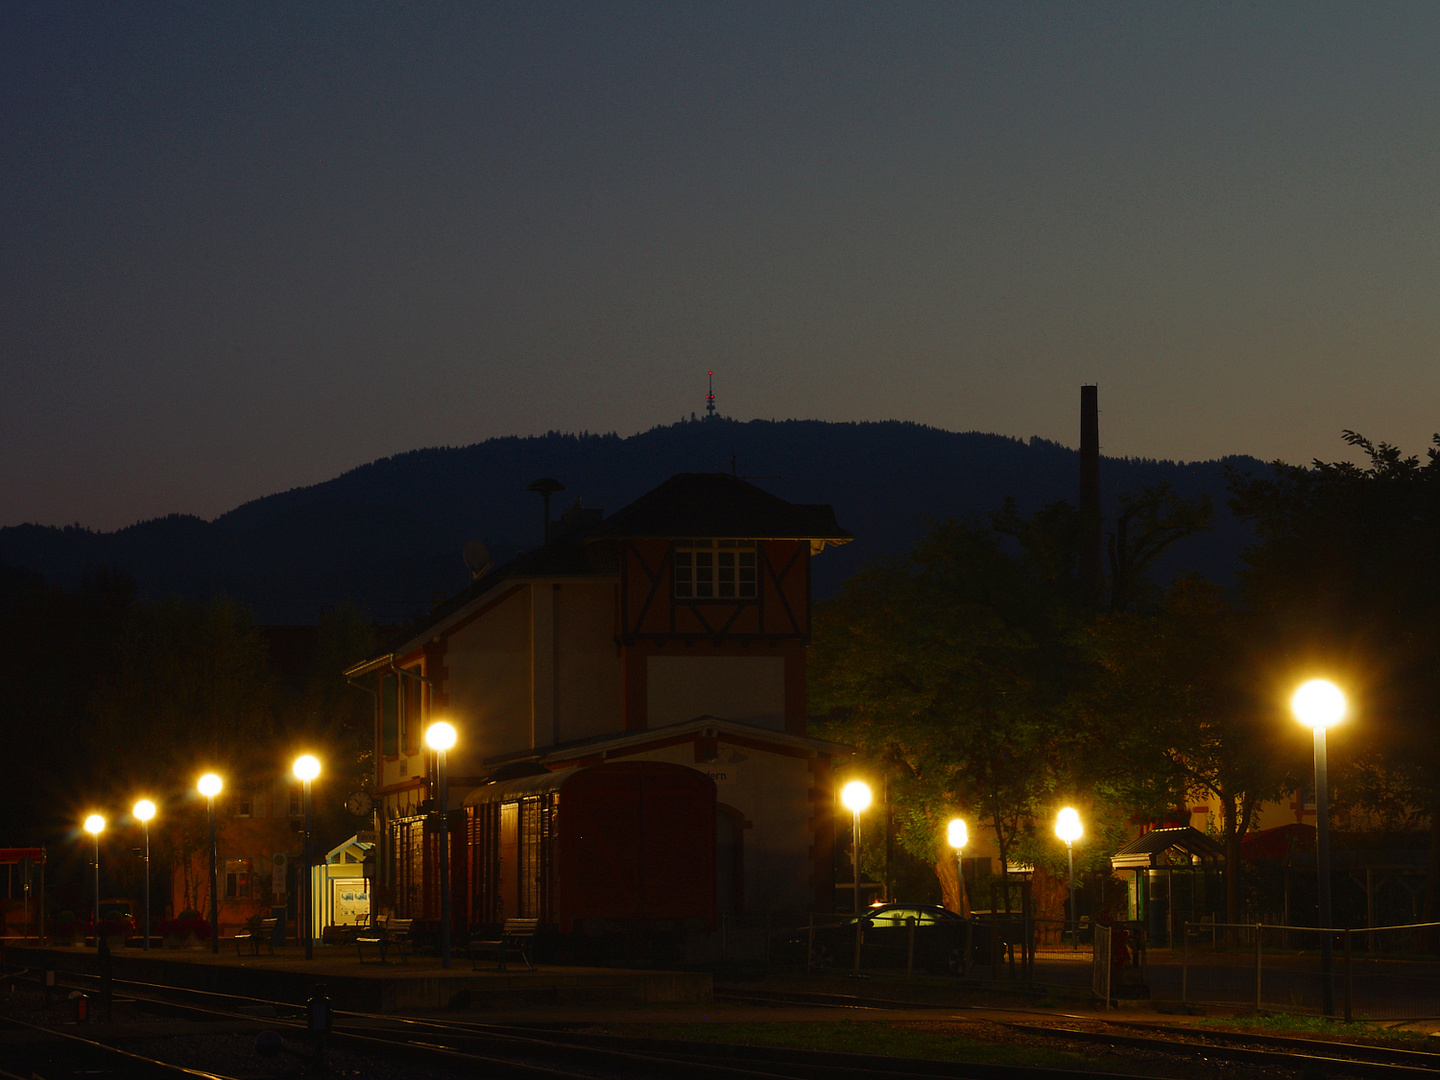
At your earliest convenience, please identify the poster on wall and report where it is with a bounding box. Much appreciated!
[331,879,371,925]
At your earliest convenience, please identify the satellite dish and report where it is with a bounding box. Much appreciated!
[462,540,491,579]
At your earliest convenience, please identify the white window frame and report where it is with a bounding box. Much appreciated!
[673,539,757,600]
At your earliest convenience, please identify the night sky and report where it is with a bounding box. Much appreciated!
[5,2,1439,531]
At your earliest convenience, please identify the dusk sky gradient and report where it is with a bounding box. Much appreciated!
[5,2,1439,531]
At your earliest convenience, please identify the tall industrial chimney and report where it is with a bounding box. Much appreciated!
[1078,385,1103,608]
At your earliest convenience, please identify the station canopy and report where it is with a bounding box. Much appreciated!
[1110,826,1224,871]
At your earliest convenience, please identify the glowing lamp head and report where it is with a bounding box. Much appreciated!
[133,799,155,823]
[1056,806,1083,845]
[425,721,457,752]
[197,773,223,798]
[84,814,105,836]
[1292,679,1346,730]
[840,780,872,814]
[292,754,321,782]
[947,818,968,850]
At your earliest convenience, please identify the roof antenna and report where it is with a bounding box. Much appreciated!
[706,370,716,420]
[526,477,566,544]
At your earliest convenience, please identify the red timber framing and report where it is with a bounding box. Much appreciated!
[616,537,812,644]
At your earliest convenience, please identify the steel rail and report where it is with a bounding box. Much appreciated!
[0,1010,244,1080]
[1002,1022,1440,1080]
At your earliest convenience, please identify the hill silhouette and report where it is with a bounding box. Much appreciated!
[0,419,1268,622]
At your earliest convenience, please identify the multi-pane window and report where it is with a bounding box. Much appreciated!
[674,540,757,600]
[224,859,252,899]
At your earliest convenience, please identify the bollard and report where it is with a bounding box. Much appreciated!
[306,984,332,1071]
[69,990,88,1023]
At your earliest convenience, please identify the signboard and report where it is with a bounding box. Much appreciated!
[330,879,370,925]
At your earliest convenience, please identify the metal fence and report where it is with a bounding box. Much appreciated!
[1181,920,1440,1021]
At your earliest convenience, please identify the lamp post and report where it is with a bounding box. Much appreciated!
[1292,678,1345,1017]
[197,773,222,953]
[133,800,155,951]
[83,815,104,947]
[293,755,321,960]
[1056,807,1083,950]
[947,818,968,917]
[840,781,872,915]
[425,722,457,968]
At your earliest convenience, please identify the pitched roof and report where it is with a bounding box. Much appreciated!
[345,472,850,673]
[1110,826,1225,870]
[586,473,852,543]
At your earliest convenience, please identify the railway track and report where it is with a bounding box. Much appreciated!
[12,964,1440,1079]
[717,985,1440,1079]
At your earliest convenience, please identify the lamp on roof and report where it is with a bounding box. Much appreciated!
[526,478,566,544]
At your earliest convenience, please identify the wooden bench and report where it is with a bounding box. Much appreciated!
[357,916,412,964]
[468,918,538,971]
[234,917,278,956]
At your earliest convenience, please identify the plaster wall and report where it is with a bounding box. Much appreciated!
[552,583,623,744]
[443,588,534,767]
[647,656,786,730]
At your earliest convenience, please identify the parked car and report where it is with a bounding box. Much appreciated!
[783,904,977,974]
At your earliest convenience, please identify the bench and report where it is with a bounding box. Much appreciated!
[357,916,412,964]
[234,917,278,956]
[468,917,538,971]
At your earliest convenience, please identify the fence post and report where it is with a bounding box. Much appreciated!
[1254,923,1263,1012]
[1181,921,1188,1008]
[1343,929,1352,1023]
[853,916,863,977]
[906,917,915,978]
[721,913,728,963]
[806,913,814,975]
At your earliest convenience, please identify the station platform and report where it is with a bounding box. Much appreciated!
[0,941,713,1013]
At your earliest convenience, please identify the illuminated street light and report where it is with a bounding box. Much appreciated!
[197,773,222,953]
[1056,807,1083,950]
[133,800,155,951]
[83,814,104,948]
[840,780,872,917]
[425,722,457,968]
[1292,678,1346,1016]
[293,755,321,960]
[947,818,968,917]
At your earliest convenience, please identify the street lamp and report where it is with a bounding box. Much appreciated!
[133,800,155,951]
[1292,678,1346,1017]
[840,780,872,916]
[83,814,104,948]
[197,773,223,953]
[425,721,457,969]
[947,818,968,917]
[1056,807,1083,950]
[293,755,321,960]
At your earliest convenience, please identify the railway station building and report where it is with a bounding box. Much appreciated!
[344,472,854,945]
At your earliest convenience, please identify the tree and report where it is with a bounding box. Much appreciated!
[1228,431,1440,919]
[1081,575,1300,927]
[810,515,1086,910]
